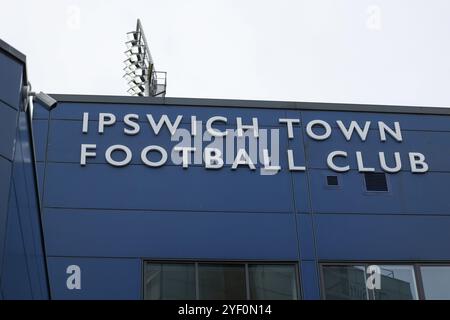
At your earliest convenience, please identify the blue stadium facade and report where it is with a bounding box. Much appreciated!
[2,39,450,300]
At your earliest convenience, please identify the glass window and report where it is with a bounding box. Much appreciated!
[248,264,298,300]
[144,263,196,300]
[322,264,418,300]
[198,264,247,300]
[144,261,299,300]
[420,266,450,300]
[371,265,418,300]
[364,172,388,192]
[326,176,339,186]
[322,265,368,300]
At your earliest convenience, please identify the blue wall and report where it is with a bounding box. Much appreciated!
[32,98,450,300]
[0,44,49,299]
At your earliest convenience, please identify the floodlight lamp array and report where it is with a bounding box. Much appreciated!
[123,19,166,97]
[123,26,151,96]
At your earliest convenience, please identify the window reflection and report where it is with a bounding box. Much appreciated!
[198,264,247,300]
[322,264,418,300]
[323,265,368,300]
[144,261,300,300]
[248,264,298,300]
[144,263,196,300]
[371,265,418,300]
[420,266,450,300]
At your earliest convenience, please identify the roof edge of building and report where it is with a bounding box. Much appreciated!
[0,38,28,85]
[0,38,26,64]
[48,93,450,116]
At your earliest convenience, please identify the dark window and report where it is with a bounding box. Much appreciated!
[144,263,196,300]
[364,172,388,191]
[326,175,339,186]
[144,261,299,300]
[198,264,247,300]
[248,264,298,300]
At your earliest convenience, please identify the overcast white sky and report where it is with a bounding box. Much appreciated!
[1,0,450,107]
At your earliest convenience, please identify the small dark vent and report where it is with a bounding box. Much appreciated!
[326,176,339,186]
[364,173,388,192]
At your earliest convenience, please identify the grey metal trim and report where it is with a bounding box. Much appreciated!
[414,265,426,300]
[0,38,26,63]
[195,262,199,300]
[245,264,250,300]
[0,38,28,87]
[48,93,450,116]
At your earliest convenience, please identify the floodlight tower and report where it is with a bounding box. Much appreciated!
[123,19,166,97]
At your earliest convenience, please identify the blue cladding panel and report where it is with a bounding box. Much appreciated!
[0,46,49,300]
[44,163,294,213]
[22,98,450,300]
[1,185,33,299]
[43,208,298,260]
[300,261,320,300]
[301,110,450,131]
[12,133,42,297]
[291,172,311,213]
[314,214,450,260]
[0,101,18,160]
[297,214,316,260]
[51,102,288,126]
[14,115,49,298]
[308,169,450,215]
[47,257,141,300]
[36,162,45,200]
[0,157,12,272]
[32,120,48,162]
[32,101,50,120]
[0,53,22,110]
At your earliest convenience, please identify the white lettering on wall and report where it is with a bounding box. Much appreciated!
[204,147,224,169]
[80,144,96,165]
[379,121,402,142]
[336,120,370,141]
[78,113,431,175]
[105,145,132,167]
[174,147,196,168]
[409,152,429,173]
[356,151,375,172]
[141,145,168,167]
[262,149,281,172]
[124,114,140,135]
[147,114,182,135]
[237,117,259,138]
[327,151,350,172]
[206,116,228,137]
[279,118,300,139]
[98,113,116,134]
[232,149,256,170]
[379,152,402,173]
[306,120,332,141]
[82,112,89,133]
[287,150,306,171]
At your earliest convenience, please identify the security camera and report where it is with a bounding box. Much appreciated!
[33,92,57,110]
